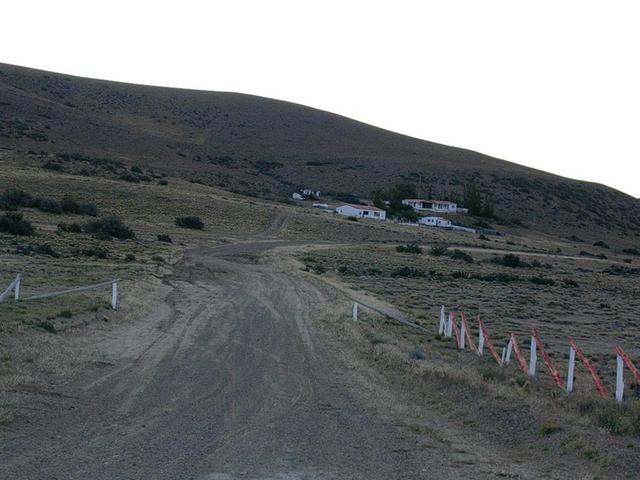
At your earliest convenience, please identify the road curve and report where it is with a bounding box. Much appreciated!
[0,242,439,479]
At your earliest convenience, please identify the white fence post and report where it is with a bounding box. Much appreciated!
[459,321,466,349]
[529,335,537,376]
[111,281,118,310]
[478,325,485,355]
[501,347,506,365]
[616,353,624,404]
[352,302,358,322]
[14,274,21,300]
[504,339,513,365]
[438,306,445,335]
[445,314,452,338]
[566,347,576,393]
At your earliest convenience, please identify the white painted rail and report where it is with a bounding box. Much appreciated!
[0,274,21,303]
[24,279,119,310]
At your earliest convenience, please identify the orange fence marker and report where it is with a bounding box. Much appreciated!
[568,338,609,398]
[510,334,529,375]
[477,317,502,365]
[460,312,477,353]
[532,329,564,388]
[451,313,461,349]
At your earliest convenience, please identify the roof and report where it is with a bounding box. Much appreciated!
[402,199,456,205]
[339,203,386,212]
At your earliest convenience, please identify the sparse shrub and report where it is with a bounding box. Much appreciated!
[85,216,135,239]
[622,248,639,256]
[125,253,136,262]
[390,266,426,278]
[562,278,579,288]
[42,161,64,171]
[492,253,529,268]
[529,275,555,286]
[157,234,172,243]
[0,189,34,210]
[78,203,98,216]
[347,216,358,222]
[77,247,108,259]
[312,264,327,274]
[539,421,561,435]
[60,196,80,214]
[593,240,610,249]
[449,249,473,263]
[175,216,204,230]
[36,197,63,214]
[58,222,83,233]
[151,255,164,262]
[410,349,426,360]
[396,242,422,254]
[58,310,73,318]
[567,235,583,242]
[478,234,489,241]
[35,320,56,333]
[16,243,59,257]
[159,179,169,186]
[0,212,35,235]
[429,245,448,257]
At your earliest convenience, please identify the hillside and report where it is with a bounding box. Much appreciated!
[1,62,639,241]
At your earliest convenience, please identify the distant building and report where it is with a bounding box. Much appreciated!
[292,192,304,200]
[312,203,329,209]
[336,204,386,220]
[302,189,321,198]
[418,216,452,228]
[402,199,461,213]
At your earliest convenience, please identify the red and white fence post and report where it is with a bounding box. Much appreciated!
[352,302,358,321]
[438,305,446,335]
[529,333,537,376]
[567,338,609,398]
[614,346,640,404]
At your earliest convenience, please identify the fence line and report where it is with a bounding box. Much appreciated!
[435,304,638,404]
[0,274,20,303]
[0,274,118,310]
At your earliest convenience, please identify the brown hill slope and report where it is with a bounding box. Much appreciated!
[1,62,638,241]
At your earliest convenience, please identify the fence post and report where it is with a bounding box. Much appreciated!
[14,274,21,300]
[616,353,624,404]
[478,324,485,355]
[566,347,576,393]
[111,281,118,310]
[529,335,537,376]
[503,339,513,365]
[445,313,452,338]
[352,302,358,321]
[459,320,466,349]
[438,306,445,335]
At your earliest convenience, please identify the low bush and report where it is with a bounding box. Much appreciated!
[492,253,530,268]
[0,212,35,235]
[157,234,172,243]
[623,248,639,256]
[396,242,422,254]
[85,216,135,239]
[0,189,34,210]
[125,253,136,262]
[539,421,562,435]
[175,216,204,230]
[529,275,556,286]
[429,245,448,257]
[36,197,63,214]
[35,320,56,333]
[74,247,108,259]
[159,179,169,186]
[347,216,358,222]
[390,266,426,278]
[58,222,83,233]
[16,243,59,257]
[78,203,98,216]
[151,255,164,262]
[449,249,473,263]
[593,240,610,249]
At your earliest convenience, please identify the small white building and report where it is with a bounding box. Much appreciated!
[402,199,459,213]
[312,203,329,209]
[292,192,304,200]
[302,189,321,198]
[336,204,386,220]
[418,216,452,228]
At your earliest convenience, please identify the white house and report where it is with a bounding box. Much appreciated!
[402,199,460,213]
[336,204,386,220]
[302,189,321,198]
[292,192,304,200]
[418,216,452,228]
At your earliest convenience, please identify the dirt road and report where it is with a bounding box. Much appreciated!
[1,241,459,479]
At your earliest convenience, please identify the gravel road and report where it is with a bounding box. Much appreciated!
[0,242,444,479]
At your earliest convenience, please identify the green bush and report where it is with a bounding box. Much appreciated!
[492,253,529,268]
[85,216,135,239]
[175,216,204,230]
[159,179,169,186]
[157,234,172,243]
[0,212,35,235]
[16,243,59,257]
